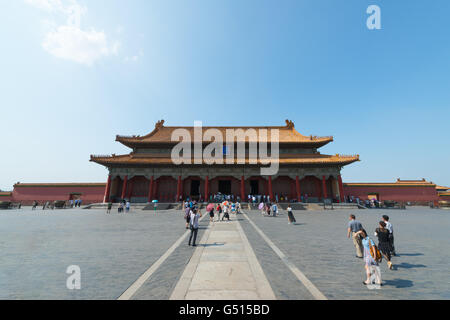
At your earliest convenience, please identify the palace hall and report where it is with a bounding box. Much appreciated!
[90,120,359,203]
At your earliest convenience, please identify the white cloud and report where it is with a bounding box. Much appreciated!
[25,0,63,12]
[43,26,119,66]
[26,0,118,66]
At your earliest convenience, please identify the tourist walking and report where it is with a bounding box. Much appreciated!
[222,204,230,221]
[216,204,222,222]
[375,221,393,269]
[188,208,202,246]
[266,203,271,216]
[347,214,364,258]
[382,215,396,256]
[356,229,382,286]
[287,204,296,224]
[272,203,278,217]
[32,201,38,210]
[209,206,215,222]
[185,206,191,229]
[107,202,112,214]
[126,201,130,213]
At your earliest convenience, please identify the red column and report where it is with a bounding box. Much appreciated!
[204,176,209,202]
[104,175,111,203]
[241,176,245,202]
[153,179,158,200]
[180,178,184,201]
[338,175,345,203]
[176,176,182,202]
[127,178,134,200]
[295,176,301,202]
[268,176,274,201]
[121,175,128,200]
[148,176,154,202]
[322,176,328,200]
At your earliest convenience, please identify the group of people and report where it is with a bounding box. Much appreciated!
[32,201,55,210]
[212,202,241,222]
[69,199,82,208]
[249,194,271,205]
[259,202,278,216]
[183,201,243,246]
[31,199,82,210]
[107,200,130,214]
[347,214,396,286]
[347,196,382,208]
[258,202,297,224]
[211,193,240,203]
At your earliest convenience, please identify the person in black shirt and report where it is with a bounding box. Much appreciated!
[375,221,393,270]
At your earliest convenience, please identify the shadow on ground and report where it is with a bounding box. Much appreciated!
[383,279,414,288]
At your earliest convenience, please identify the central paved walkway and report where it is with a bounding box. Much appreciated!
[170,217,276,300]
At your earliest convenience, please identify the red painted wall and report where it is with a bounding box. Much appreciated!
[343,185,439,204]
[10,184,106,205]
[439,193,450,203]
[0,193,13,202]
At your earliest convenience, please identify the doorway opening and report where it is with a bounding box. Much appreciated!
[250,180,259,195]
[218,180,231,194]
[190,180,200,196]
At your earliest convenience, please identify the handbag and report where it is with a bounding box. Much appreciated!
[369,239,382,262]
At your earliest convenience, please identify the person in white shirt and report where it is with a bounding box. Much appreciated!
[222,205,230,221]
[272,203,278,217]
[287,205,296,224]
[188,209,202,246]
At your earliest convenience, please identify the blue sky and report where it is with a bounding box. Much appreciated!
[1,0,449,190]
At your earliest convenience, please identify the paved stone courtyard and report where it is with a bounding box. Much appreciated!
[0,206,449,300]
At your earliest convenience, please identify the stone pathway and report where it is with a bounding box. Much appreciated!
[170,216,276,300]
[2,207,449,300]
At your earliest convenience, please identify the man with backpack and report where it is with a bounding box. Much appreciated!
[188,208,202,246]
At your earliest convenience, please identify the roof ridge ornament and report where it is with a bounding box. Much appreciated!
[285,119,294,129]
[155,119,165,130]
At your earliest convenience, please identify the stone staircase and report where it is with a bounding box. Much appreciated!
[83,203,177,211]
[305,203,323,211]
[278,203,307,210]
[142,203,175,210]
[318,203,363,210]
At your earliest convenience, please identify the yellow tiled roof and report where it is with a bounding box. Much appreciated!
[90,153,360,166]
[116,120,334,146]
